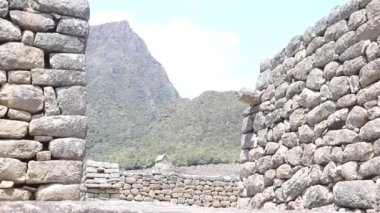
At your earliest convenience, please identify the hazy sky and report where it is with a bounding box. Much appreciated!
[88,0,348,98]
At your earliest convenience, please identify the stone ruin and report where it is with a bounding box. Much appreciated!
[239,0,380,211]
[0,0,89,201]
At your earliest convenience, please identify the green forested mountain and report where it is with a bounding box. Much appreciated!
[86,21,246,169]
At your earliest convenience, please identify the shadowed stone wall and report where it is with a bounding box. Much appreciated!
[239,0,380,211]
[0,0,89,201]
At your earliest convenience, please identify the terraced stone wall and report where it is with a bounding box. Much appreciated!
[0,0,89,201]
[239,0,380,211]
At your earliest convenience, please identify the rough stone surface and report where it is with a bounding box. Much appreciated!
[32,68,86,87]
[26,161,82,184]
[0,189,31,201]
[32,0,90,20]
[50,53,85,71]
[35,184,80,201]
[0,140,42,159]
[0,42,44,70]
[57,18,89,37]
[0,119,28,139]
[0,158,26,183]
[333,180,376,209]
[29,116,87,138]
[10,10,55,32]
[34,33,85,53]
[0,18,21,42]
[49,138,86,160]
[0,84,44,113]
[56,86,86,115]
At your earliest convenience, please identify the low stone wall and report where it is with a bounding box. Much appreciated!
[121,172,240,208]
[239,0,380,211]
[0,0,89,201]
[81,160,123,200]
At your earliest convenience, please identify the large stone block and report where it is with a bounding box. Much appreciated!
[306,101,336,126]
[0,188,31,201]
[56,86,86,115]
[0,42,44,70]
[0,18,21,42]
[0,158,26,183]
[359,58,380,88]
[57,18,89,37]
[29,116,87,138]
[50,53,85,71]
[282,167,311,202]
[333,180,376,209]
[357,81,380,105]
[31,0,90,20]
[322,129,360,146]
[360,118,380,141]
[0,140,42,159]
[0,84,44,113]
[32,68,85,87]
[49,138,86,160]
[26,160,82,184]
[34,33,85,53]
[9,10,54,32]
[35,184,80,201]
[0,119,28,139]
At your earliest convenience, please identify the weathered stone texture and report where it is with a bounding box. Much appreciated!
[26,161,82,184]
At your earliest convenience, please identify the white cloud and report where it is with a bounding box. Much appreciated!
[90,11,244,98]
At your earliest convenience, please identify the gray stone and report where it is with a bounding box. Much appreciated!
[10,10,54,32]
[244,175,265,196]
[0,158,26,183]
[346,106,368,129]
[0,84,43,113]
[8,0,28,9]
[289,109,306,131]
[271,146,288,169]
[0,140,42,159]
[360,58,380,88]
[21,30,34,45]
[0,42,44,70]
[57,18,89,37]
[0,119,28,139]
[314,42,336,68]
[320,85,332,100]
[322,129,360,146]
[253,112,265,132]
[26,160,82,184]
[0,188,31,201]
[292,56,314,80]
[240,162,256,179]
[306,68,325,91]
[0,105,7,118]
[360,118,380,141]
[341,161,359,180]
[339,40,370,61]
[337,94,357,108]
[43,87,59,116]
[368,106,380,120]
[306,37,325,56]
[257,156,272,174]
[303,185,333,209]
[324,61,339,81]
[50,53,85,71]
[286,81,305,99]
[301,143,316,167]
[0,0,7,18]
[248,147,264,161]
[285,35,303,57]
[342,56,366,76]
[276,164,293,179]
[314,146,332,166]
[238,88,261,106]
[271,65,286,87]
[240,133,254,149]
[36,151,51,161]
[0,180,13,189]
[272,123,285,142]
[8,71,31,84]
[357,81,380,105]
[333,180,376,209]
[366,0,380,19]
[281,132,298,148]
[275,83,289,100]
[327,108,348,129]
[329,76,350,100]
[303,26,316,45]
[29,116,87,138]
[260,59,271,72]
[321,162,342,184]
[0,18,21,42]
[331,147,343,163]
[264,170,276,186]
[315,16,328,35]
[348,9,367,30]
[256,70,271,90]
[359,156,380,178]
[286,146,303,166]
[31,0,90,20]
[299,88,321,109]
[343,142,373,162]
[282,167,311,202]
[49,138,86,160]
[324,20,349,42]
[357,16,380,41]
[350,75,361,93]
[35,184,80,201]
[261,85,275,102]
[335,31,357,54]
[366,42,378,61]
[298,125,314,144]
[31,68,86,87]
[306,101,336,126]
[34,33,85,53]
[241,116,253,134]
[7,109,31,122]
[265,142,279,155]
[56,86,86,115]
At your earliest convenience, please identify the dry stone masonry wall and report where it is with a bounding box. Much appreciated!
[0,0,89,201]
[239,0,380,211]
[122,172,240,208]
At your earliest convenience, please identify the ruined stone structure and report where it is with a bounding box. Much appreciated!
[0,0,89,201]
[239,0,380,211]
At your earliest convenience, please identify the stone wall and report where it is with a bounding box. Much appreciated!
[239,0,380,211]
[0,0,89,201]
[122,172,240,208]
[81,160,123,200]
